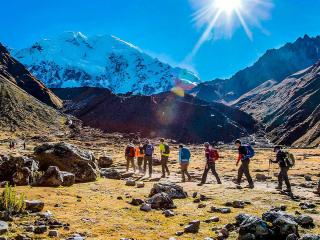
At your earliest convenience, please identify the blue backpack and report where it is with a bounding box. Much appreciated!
[180,147,191,161]
[145,144,154,156]
[244,145,255,159]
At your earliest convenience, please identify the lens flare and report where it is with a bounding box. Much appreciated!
[187,0,273,60]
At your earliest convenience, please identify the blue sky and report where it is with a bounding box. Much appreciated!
[1,0,320,80]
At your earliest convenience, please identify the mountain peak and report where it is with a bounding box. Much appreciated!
[13,32,200,94]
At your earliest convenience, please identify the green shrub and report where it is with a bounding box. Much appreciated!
[0,182,26,215]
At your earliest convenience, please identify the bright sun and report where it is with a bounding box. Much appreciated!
[215,0,242,14]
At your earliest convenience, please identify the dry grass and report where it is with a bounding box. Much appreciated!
[1,136,320,239]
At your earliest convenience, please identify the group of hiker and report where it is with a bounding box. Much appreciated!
[125,139,320,196]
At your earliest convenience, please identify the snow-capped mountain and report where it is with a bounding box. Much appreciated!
[13,32,200,95]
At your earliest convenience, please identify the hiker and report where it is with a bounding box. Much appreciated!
[159,138,170,178]
[135,142,145,173]
[143,140,154,177]
[23,141,26,150]
[125,143,136,172]
[179,144,192,182]
[198,142,221,186]
[270,146,293,193]
[234,139,255,189]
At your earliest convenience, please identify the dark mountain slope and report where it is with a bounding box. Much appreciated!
[0,43,62,108]
[233,62,320,147]
[53,87,257,143]
[191,35,320,102]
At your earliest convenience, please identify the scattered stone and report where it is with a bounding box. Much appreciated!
[226,200,245,208]
[286,233,299,240]
[100,168,121,180]
[147,192,176,209]
[66,233,85,240]
[204,216,220,223]
[117,196,123,200]
[149,183,187,199]
[299,234,320,240]
[219,228,229,238]
[24,200,44,213]
[256,173,268,181]
[140,203,152,212]
[210,207,231,214]
[193,198,201,203]
[34,225,47,234]
[273,216,298,236]
[199,194,211,201]
[98,156,113,168]
[175,231,184,236]
[184,220,200,233]
[294,215,314,228]
[304,175,312,181]
[15,234,31,240]
[299,202,316,210]
[0,221,8,234]
[163,210,175,217]
[236,214,270,239]
[192,192,198,198]
[198,203,206,209]
[125,179,136,186]
[130,198,144,206]
[136,182,145,188]
[48,230,59,237]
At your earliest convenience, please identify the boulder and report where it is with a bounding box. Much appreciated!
[236,214,270,239]
[273,216,298,237]
[294,215,314,228]
[147,192,176,209]
[184,220,200,233]
[38,166,64,187]
[125,179,136,186]
[100,168,121,180]
[61,171,75,186]
[0,221,8,234]
[299,234,320,240]
[140,203,152,212]
[13,167,31,186]
[98,156,113,168]
[0,156,39,184]
[33,142,99,182]
[256,173,268,181]
[25,200,44,213]
[149,183,187,199]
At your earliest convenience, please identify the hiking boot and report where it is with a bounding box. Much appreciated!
[197,183,204,186]
[161,175,166,178]
[232,179,240,185]
[245,185,254,189]
[217,181,222,184]
[283,189,291,193]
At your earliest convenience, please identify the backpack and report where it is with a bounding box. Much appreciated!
[145,144,154,156]
[284,151,295,168]
[126,146,135,157]
[181,147,191,161]
[209,149,219,161]
[244,145,255,159]
[163,143,170,155]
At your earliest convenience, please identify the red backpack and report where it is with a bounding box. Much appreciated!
[126,146,135,157]
[209,149,219,162]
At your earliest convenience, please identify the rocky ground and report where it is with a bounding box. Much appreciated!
[0,130,320,240]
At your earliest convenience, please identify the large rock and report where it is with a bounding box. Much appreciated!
[184,220,200,233]
[38,166,75,187]
[0,156,39,185]
[236,214,270,239]
[149,183,187,199]
[146,192,176,210]
[13,167,31,186]
[273,216,298,237]
[100,168,121,180]
[24,200,44,213]
[299,234,320,240]
[0,221,8,234]
[98,156,113,168]
[33,142,99,182]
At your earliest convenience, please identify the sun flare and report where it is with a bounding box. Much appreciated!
[187,0,273,61]
[215,0,242,14]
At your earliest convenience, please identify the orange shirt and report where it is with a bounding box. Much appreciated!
[135,147,144,158]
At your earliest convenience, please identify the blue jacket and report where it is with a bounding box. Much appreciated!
[179,147,191,163]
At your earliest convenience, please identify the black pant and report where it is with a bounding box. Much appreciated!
[237,159,254,186]
[161,155,170,177]
[201,162,221,184]
[278,166,291,191]
[143,156,153,176]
